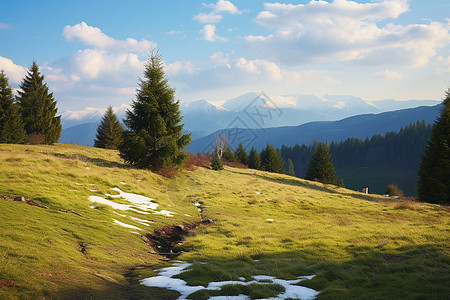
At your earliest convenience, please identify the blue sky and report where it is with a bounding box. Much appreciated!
[1,0,449,112]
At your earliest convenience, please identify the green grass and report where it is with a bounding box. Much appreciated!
[0,144,449,299]
[337,164,419,196]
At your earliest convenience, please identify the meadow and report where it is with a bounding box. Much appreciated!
[0,144,448,299]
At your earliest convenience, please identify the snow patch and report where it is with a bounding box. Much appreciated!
[154,210,175,217]
[113,219,142,231]
[131,216,154,226]
[106,187,158,211]
[88,196,132,210]
[141,262,319,300]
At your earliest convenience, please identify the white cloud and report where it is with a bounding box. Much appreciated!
[193,13,223,24]
[436,56,450,75]
[375,70,405,80]
[63,22,155,53]
[246,0,450,67]
[200,24,228,42]
[165,61,198,75]
[194,0,241,23]
[167,55,340,94]
[205,0,241,15]
[0,56,27,84]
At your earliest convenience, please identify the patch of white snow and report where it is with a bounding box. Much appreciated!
[88,196,132,210]
[113,219,142,231]
[106,188,158,211]
[154,210,175,217]
[141,262,319,300]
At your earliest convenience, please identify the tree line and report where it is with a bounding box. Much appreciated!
[0,62,61,144]
[1,51,448,204]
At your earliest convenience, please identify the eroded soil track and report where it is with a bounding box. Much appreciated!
[142,219,212,259]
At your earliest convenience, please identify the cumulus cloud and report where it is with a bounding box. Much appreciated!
[194,0,241,23]
[193,13,223,24]
[166,54,339,93]
[63,22,155,53]
[436,55,450,75]
[205,0,241,15]
[375,70,404,80]
[200,24,228,42]
[0,56,27,84]
[246,0,450,67]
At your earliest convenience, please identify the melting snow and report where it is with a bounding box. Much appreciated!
[113,219,142,230]
[106,187,158,211]
[120,182,126,185]
[131,216,154,226]
[154,210,175,217]
[89,188,175,216]
[88,196,132,210]
[267,219,274,222]
[113,211,127,217]
[141,262,319,300]
[255,191,261,195]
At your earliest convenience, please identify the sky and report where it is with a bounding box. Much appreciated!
[1,0,449,112]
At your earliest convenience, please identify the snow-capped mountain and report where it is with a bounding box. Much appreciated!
[59,92,440,146]
[61,104,130,128]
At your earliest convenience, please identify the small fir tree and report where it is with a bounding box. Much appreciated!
[222,145,236,162]
[0,70,26,143]
[417,89,450,204]
[16,61,61,144]
[285,158,295,176]
[94,106,123,149]
[305,143,337,184]
[235,142,248,165]
[210,149,224,170]
[248,147,261,170]
[260,144,284,173]
[118,51,191,169]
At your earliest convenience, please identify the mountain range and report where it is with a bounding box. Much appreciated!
[59,92,441,147]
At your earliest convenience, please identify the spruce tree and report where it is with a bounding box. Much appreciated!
[0,70,26,143]
[118,51,191,169]
[417,89,450,204]
[235,142,248,165]
[248,147,261,170]
[305,143,337,184]
[94,106,123,149]
[210,150,224,170]
[260,144,284,173]
[16,61,61,144]
[222,145,236,162]
[285,158,295,176]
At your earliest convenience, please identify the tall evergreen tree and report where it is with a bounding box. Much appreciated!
[16,61,61,144]
[260,143,284,173]
[118,51,191,169]
[210,149,224,170]
[0,71,26,143]
[285,158,295,176]
[222,145,236,162]
[94,106,123,149]
[417,89,450,204]
[248,147,261,170]
[235,142,248,165]
[305,143,337,184]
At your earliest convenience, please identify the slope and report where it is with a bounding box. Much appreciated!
[187,104,441,153]
[0,144,448,299]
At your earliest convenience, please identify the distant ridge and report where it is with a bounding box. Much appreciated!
[186,104,442,153]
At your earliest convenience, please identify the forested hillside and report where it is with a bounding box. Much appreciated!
[281,121,432,196]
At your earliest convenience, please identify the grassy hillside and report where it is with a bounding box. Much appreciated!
[0,144,448,299]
